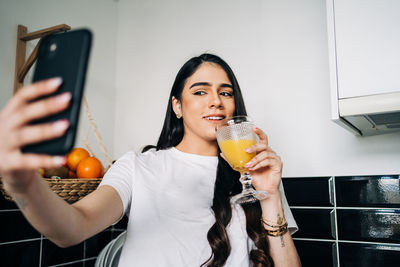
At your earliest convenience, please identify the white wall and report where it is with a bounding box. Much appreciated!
[114,0,400,177]
[2,0,399,177]
[0,0,118,165]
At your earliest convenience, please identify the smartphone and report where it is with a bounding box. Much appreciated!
[21,29,92,155]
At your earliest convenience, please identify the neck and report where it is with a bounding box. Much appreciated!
[175,135,219,156]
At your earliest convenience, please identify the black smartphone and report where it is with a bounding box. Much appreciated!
[21,29,92,155]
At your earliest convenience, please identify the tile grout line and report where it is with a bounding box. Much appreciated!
[333,176,340,267]
[290,206,400,210]
[39,235,43,267]
[0,209,20,212]
[0,237,41,246]
[293,237,400,247]
[83,238,86,267]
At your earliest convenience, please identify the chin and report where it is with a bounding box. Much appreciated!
[207,132,218,142]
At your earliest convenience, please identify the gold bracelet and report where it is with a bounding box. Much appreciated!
[260,217,287,229]
[261,217,289,237]
[265,223,288,237]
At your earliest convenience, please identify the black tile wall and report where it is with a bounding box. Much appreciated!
[283,175,400,267]
[339,242,400,267]
[0,240,40,267]
[113,214,129,230]
[337,209,400,243]
[0,190,17,210]
[293,240,336,267]
[85,259,96,267]
[41,239,84,266]
[0,210,40,243]
[85,229,113,258]
[292,208,335,239]
[282,177,333,206]
[0,190,127,267]
[336,175,400,207]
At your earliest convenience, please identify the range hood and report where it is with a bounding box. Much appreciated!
[337,92,400,136]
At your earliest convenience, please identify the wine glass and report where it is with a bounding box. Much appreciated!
[216,116,268,204]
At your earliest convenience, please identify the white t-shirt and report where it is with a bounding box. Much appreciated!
[99,147,298,267]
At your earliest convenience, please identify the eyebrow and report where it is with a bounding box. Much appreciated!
[189,82,233,89]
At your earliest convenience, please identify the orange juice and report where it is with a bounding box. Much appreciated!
[219,139,256,172]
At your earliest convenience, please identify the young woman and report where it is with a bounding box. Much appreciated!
[0,54,301,266]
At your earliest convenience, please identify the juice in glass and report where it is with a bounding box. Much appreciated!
[219,139,256,172]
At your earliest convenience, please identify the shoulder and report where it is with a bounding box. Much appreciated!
[131,148,177,173]
[112,148,169,164]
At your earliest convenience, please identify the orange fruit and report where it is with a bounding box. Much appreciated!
[67,148,90,171]
[76,157,103,179]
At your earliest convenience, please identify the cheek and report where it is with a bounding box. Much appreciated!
[182,98,206,115]
[225,99,236,116]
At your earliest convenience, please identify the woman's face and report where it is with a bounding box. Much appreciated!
[172,62,236,143]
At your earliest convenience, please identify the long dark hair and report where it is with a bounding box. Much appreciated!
[143,54,273,266]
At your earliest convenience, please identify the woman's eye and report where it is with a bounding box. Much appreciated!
[220,91,233,97]
[194,91,206,95]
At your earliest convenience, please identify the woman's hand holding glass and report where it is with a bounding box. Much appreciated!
[217,116,271,203]
[244,127,283,197]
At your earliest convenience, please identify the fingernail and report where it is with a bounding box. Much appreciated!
[49,77,63,87]
[245,148,251,153]
[56,92,72,104]
[245,162,251,167]
[53,119,69,132]
[53,156,66,166]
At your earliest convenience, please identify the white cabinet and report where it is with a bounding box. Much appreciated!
[327,0,400,136]
[333,0,400,99]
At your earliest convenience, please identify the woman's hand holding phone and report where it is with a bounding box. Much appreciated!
[0,78,70,193]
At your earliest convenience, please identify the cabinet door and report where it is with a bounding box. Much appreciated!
[333,0,400,99]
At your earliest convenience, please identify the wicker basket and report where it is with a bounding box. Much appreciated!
[0,178,102,204]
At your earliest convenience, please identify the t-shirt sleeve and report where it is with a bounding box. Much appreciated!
[279,182,298,235]
[98,151,135,222]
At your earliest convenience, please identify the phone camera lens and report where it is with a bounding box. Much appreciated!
[50,43,57,52]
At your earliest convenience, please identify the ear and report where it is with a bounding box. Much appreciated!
[171,96,181,115]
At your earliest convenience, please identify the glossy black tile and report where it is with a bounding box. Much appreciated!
[84,259,96,267]
[282,177,333,206]
[85,229,113,258]
[113,214,129,230]
[0,210,40,243]
[111,229,126,239]
[293,240,336,267]
[337,209,400,243]
[339,242,400,267]
[292,208,335,239]
[0,189,18,210]
[0,240,40,267]
[336,175,400,207]
[41,239,84,266]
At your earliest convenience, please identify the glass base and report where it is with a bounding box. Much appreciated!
[231,189,268,204]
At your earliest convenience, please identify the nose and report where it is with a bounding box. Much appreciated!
[209,92,223,109]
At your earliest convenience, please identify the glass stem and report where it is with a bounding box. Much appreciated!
[239,172,253,192]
